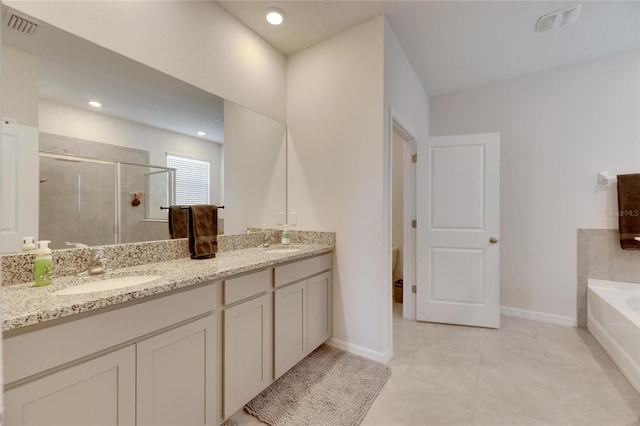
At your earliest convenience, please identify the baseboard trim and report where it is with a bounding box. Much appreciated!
[326,338,392,363]
[501,306,576,328]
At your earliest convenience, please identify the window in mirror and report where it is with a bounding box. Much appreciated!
[167,154,210,205]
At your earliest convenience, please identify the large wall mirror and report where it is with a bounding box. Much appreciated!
[1,7,286,253]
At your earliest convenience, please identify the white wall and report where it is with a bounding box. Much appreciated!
[287,17,387,359]
[6,1,287,122]
[287,17,429,360]
[1,46,39,127]
[39,99,223,206]
[223,100,287,234]
[383,20,430,325]
[430,50,640,320]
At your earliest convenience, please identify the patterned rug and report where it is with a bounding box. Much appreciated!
[245,344,391,426]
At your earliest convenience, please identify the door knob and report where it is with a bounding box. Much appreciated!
[489,237,499,244]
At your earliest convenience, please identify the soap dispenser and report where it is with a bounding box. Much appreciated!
[34,240,53,287]
[22,236,36,253]
[281,224,290,245]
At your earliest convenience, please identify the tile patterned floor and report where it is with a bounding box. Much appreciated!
[228,303,640,426]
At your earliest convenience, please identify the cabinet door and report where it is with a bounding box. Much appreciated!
[137,314,216,426]
[4,346,135,426]
[307,271,332,352]
[274,280,307,379]
[223,293,272,418]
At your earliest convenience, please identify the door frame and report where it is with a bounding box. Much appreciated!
[386,108,418,329]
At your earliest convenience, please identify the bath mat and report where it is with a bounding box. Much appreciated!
[245,344,391,426]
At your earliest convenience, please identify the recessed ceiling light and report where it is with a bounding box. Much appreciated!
[88,100,102,108]
[265,7,285,26]
[197,131,206,136]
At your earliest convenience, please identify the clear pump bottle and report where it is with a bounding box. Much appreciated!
[281,225,290,245]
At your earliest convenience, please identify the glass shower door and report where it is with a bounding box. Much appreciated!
[39,153,117,250]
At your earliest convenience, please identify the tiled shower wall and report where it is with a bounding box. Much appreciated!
[577,229,640,327]
[39,155,117,249]
[39,132,167,248]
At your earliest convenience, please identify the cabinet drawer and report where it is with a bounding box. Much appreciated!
[274,254,331,288]
[223,269,271,305]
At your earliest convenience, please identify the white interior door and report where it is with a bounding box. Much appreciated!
[2,123,39,254]
[416,133,500,328]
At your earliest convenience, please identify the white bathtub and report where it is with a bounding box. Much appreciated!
[587,279,640,393]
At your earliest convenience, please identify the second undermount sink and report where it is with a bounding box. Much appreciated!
[267,248,302,254]
[54,275,163,295]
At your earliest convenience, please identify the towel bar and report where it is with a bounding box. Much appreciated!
[597,172,617,185]
[161,205,224,210]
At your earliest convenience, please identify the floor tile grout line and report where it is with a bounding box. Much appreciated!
[550,369,574,426]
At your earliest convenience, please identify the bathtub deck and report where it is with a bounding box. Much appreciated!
[588,279,640,396]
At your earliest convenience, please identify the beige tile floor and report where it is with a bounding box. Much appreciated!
[228,302,640,426]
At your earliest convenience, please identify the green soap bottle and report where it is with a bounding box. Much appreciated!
[34,240,52,287]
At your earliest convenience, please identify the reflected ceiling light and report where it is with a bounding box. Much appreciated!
[265,7,285,26]
[197,131,206,136]
[88,100,102,108]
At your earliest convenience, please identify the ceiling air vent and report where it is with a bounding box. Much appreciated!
[536,5,581,33]
[4,12,39,36]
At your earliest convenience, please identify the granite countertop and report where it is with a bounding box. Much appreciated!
[2,244,333,332]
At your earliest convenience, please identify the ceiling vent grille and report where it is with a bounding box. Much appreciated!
[536,5,581,33]
[4,12,38,36]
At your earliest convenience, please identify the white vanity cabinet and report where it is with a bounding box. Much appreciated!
[3,250,333,426]
[222,270,273,419]
[4,284,218,426]
[274,254,332,379]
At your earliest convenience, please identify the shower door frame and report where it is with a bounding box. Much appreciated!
[39,151,176,246]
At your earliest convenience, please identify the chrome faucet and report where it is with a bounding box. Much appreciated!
[79,247,107,276]
[258,231,272,248]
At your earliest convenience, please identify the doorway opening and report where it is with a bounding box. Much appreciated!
[390,119,417,321]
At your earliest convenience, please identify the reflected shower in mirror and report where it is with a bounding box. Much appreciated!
[39,144,177,250]
[39,150,118,250]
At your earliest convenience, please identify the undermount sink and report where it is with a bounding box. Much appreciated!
[267,248,302,254]
[54,275,163,295]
